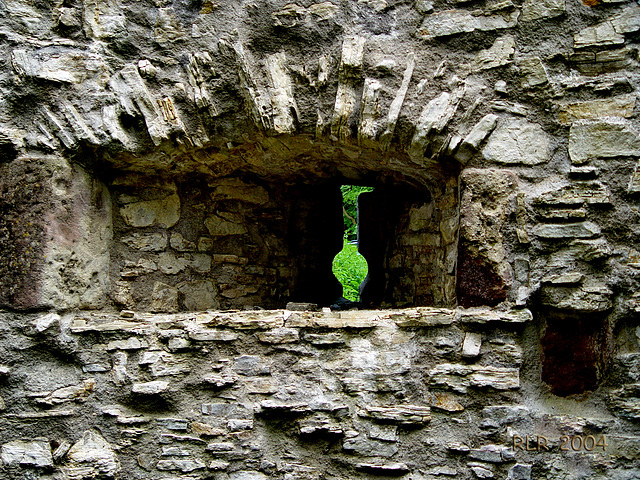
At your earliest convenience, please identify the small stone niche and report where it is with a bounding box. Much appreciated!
[108,172,458,312]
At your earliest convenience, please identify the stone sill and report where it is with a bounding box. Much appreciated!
[68,306,532,336]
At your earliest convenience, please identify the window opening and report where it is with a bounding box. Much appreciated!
[332,185,373,306]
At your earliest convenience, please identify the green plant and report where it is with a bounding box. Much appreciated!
[332,238,368,302]
[340,185,373,241]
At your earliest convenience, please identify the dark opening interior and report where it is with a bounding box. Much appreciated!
[109,172,450,312]
[286,180,434,308]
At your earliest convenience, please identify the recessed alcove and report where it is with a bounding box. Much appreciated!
[106,145,460,312]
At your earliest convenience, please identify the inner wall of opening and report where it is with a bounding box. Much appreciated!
[109,173,456,312]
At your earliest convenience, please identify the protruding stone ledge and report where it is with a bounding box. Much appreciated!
[360,405,431,425]
[65,306,532,336]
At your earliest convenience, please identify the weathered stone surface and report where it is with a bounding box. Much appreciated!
[12,49,110,85]
[156,458,207,472]
[1,438,53,468]
[204,213,248,236]
[507,464,532,480]
[462,332,482,358]
[392,307,456,327]
[132,380,170,394]
[151,281,179,313]
[518,57,549,89]
[557,95,635,124]
[483,119,550,165]
[229,471,269,480]
[469,462,494,478]
[256,328,300,344]
[120,194,180,228]
[468,36,515,72]
[418,9,519,40]
[569,120,640,164]
[541,282,613,313]
[408,88,464,160]
[431,391,465,412]
[534,181,611,206]
[65,430,120,478]
[343,436,399,457]
[356,463,410,474]
[362,405,431,424]
[36,379,95,406]
[533,222,601,239]
[574,5,640,48]
[139,351,190,377]
[120,232,167,252]
[454,114,499,163]
[430,364,520,392]
[458,169,516,307]
[0,1,638,478]
[469,444,515,463]
[120,258,157,278]
[608,384,640,420]
[457,308,532,324]
[0,156,112,310]
[521,0,564,22]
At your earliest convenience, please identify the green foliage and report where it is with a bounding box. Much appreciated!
[333,238,368,302]
[341,185,373,241]
[333,185,374,301]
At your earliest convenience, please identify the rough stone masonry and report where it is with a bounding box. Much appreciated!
[0,0,639,478]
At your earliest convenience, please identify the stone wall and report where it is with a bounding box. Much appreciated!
[0,305,637,480]
[0,0,639,478]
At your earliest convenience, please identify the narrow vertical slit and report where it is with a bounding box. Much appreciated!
[331,185,373,308]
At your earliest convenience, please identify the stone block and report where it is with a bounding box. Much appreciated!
[151,281,179,313]
[36,379,96,406]
[418,9,519,40]
[469,444,515,463]
[256,328,300,344]
[574,21,624,48]
[507,464,532,480]
[355,463,410,474]
[361,405,431,424]
[457,308,532,324]
[429,364,520,392]
[343,436,399,457]
[156,458,206,472]
[139,351,190,377]
[65,430,120,478]
[454,114,499,163]
[541,282,612,313]
[557,95,635,124]
[431,391,465,412]
[467,36,515,72]
[392,307,456,327]
[121,232,167,252]
[518,57,548,88]
[462,332,482,358]
[533,222,600,239]
[521,0,564,21]
[120,193,180,228]
[534,181,611,206]
[157,418,189,431]
[483,119,549,165]
[229,471,269,480]
[569,120,640,164]
[11,49,110,85]
[132,380,170,394]
[1,438,53,468]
